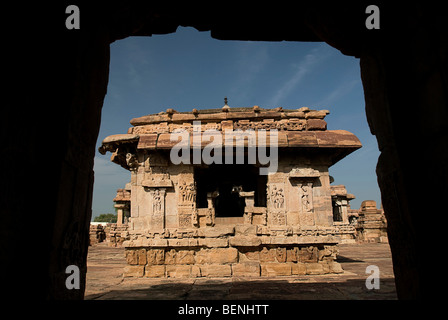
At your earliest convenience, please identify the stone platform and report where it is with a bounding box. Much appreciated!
[85,242,396,300]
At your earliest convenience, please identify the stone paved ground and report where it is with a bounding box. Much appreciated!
[85,242,396,300]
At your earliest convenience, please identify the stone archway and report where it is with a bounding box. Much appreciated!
[2,2,446,299]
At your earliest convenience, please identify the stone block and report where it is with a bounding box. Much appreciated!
[147,249,165,265]
[275,247,287,262]
[306,119,327,131]
[195,248,238,264]
[297,246,318,263]
[259,247,275,262]
[198,226,235,238]
[200,264,232,277]
[229,236,261,247]
[305,263,324,275]
[241,249,260,261]
[168,238,192,247]
[166,265,191,278]
[164,249,177,265]
[261,263,292,276]
[320,261,331,274]
[234,224,257,236]
[328,261,344,274]
[232,262,260,277]
[137,249,147,265]
[197,238,228,248]
[126,249,138,265]
[176,250,195,265]
[123,265,145,277]
[291,262,307,275]
[145,265,166,277]
[191,265,201,277]
[286,247,298,262]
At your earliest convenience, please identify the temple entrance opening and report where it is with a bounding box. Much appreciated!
[195,164,267,220]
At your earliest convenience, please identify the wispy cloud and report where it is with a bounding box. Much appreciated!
[229,44,269,102]
[268,45,331,106]
[314,78,361,108]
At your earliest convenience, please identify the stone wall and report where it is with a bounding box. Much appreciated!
[104,223,129,247]
[123,225,342,278]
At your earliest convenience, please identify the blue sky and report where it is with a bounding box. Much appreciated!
[92,26,381,219]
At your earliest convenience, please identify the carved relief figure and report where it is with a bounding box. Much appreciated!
[270,185,285,209]
[301,184,313,213]
[179,181,196,204]
[152,189,162,214]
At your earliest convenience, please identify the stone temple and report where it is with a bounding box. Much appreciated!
[99,104,362,278]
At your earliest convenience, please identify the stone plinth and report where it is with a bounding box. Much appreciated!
[122,224,343,278]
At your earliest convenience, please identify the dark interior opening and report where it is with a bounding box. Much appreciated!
[195,164,267,217]
[332,201,343,222]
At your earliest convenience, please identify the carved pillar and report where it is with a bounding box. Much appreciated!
[239,191,255,224]
[114,203,126,226]
[205,191,218,226]
[177,180,197,228]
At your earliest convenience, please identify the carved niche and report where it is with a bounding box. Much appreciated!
[267,183,286,225]
[177,180,197,228]
[148,188,166,230]
[288,168,319,227]
[299,182,315,226]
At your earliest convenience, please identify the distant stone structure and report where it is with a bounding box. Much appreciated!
[99,105,363,278]
[331,185,357,243]
[89,224,106,246]
[113,186,131,225]
[355,200,388,243]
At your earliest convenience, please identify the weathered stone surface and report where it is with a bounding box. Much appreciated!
[102,134,139,144]
[232,262,260,277]
[164,249,177,265]
[229,236,262,247]
[305,263,324,275]
[234,224,257,236]
[126,249,138,265]
[136,134,158,149]
[147,249,165,265]
[195,248,238,264]
[175,250,195,265]
[197,226,235,238]
[166,265,191,278]
[123,265,144,277]
[200,264,232,277]
[197,238,228,247]
[328,261,344,274]
[261,263,292,276]
[291,263,307,275]
[137,249,147,265]
[306,119,327,131]
[145,265,166,278]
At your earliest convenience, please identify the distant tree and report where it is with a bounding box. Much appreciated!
[93,213,117,223]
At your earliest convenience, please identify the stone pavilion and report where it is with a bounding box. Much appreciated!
[99,104,362,278]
